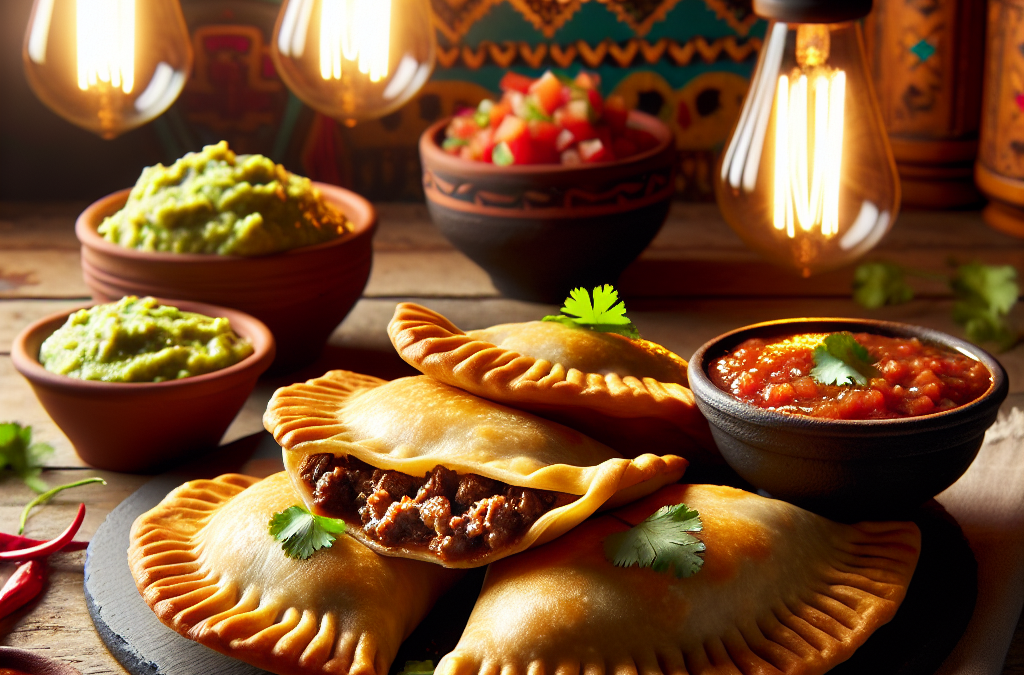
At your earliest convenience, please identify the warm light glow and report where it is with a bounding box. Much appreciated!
[772,68,845,239]
[76,0,135,94]
[318,0,390,83]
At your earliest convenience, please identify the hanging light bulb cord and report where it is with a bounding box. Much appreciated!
[773,24,846,240]
[319,0,391,83]
[77,0,135,94]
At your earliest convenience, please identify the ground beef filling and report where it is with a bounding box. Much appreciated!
[299,453,577,562]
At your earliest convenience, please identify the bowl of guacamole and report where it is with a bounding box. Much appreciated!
[11,297,275,472]
[76,143,377,373]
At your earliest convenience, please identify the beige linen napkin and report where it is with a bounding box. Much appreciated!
[936,408,1024,675]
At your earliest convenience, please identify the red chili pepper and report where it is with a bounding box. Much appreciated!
[0,532,87,554]
[0,503,85,563]
[0,559,47,619]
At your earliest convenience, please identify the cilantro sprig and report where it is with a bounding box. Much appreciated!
[810,333,881,386]
[853,261,1020,350]
[543,285,640,339]
[269,505,347,560]
[0,422,55,494]
[604,503,704,578]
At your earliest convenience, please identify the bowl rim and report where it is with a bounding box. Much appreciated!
[687,317,1009,431]
[10,297,276,394]
[75,181,377,263]
[419,109,673,176]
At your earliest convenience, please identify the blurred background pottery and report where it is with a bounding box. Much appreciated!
[419,111,675,303]
[687,318,1008,519]
[0,648,82,675]
[76,183,375,372]
[11,299,275,473]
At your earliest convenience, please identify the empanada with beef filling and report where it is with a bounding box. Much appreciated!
[387,303,718,464]
[263,370,688,568]
[128,472,462,675]
[437,484,920,675]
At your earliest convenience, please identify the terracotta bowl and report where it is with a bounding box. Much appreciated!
[10,299,275,473]
[687,318,1008,519]
[0,648,82,675]
[76,183,375,372]
[419,111,675,303]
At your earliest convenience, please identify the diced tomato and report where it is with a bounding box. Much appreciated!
[604,95,628,134]
[529,71,563,116]
[554,105,597,142]
[528,120,560,145]
[446,115,478,140]
[574,71,601,90]
[494,115,527,144]
[489,100,511,129]
[466,128,495,162]
[625,125,660,151]
[506,134,535,164]
[579,138,612,163]
[499,71,535,94]
[586,89,604,118]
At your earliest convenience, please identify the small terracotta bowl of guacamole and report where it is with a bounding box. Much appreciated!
[11,298,275,473]
[687,318,1008,520]
[76,182,375,373]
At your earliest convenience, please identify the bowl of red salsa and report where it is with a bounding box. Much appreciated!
[687,318,1008,518]
[419,70,675,303]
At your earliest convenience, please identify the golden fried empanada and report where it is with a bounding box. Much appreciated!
[128,472,461,675]
[387,303,718,463]
[438,484,920,675]
[264,370,688,568]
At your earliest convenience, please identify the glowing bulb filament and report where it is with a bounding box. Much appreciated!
[76,0,135,94]
[772,68,845,239]
[319,0,391,83]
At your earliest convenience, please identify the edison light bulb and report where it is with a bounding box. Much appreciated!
[22,0,192,140]
[716,15,899,277]
[271,0,436,124]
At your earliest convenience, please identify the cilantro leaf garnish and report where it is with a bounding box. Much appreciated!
[603,503,704,578]
[542,285,640,339]
[269,505,346,560]
[951,263,1020,350]
[0,422,55,494]
[396,661,435,675]
[853,262,914,309]
[810,333,880,386]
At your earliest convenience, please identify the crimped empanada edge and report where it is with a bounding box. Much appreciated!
[127,473,391,675]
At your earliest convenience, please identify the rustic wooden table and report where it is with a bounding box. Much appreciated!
[1,202,1021,674]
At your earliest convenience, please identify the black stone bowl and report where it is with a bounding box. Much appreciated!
[687,318,1009,520]
[419,111,676,303]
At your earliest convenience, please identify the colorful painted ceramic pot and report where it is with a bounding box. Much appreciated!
[76,183,375,372]
[419,111,675,303]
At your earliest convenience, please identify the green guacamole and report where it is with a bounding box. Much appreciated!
[39,296,254,382]
[98,141,350,256]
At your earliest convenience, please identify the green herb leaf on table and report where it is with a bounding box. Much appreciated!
[269,505,347,560]
[951,263,1020,350]
[603,503,705,578]
[811,333,880,386]
[0,423,55,494]
[542,285,641,339]
[853,262,914,309]
[396,661,436,675]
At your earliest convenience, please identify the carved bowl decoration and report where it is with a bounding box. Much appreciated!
[419,111,676,303]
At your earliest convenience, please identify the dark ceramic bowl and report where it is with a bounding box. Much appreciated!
[0,648,82,675]
[76,183,375,372]
[11,298,275,473]
[419,111,675,303]
[687,318,1008,519]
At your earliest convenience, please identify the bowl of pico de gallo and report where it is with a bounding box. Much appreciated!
[419,70,675,303]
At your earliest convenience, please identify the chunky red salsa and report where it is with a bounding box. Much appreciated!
[711,332,991,419]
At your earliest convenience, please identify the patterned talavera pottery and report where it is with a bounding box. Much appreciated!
[419,111,676,303]
[76,183,375,372]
